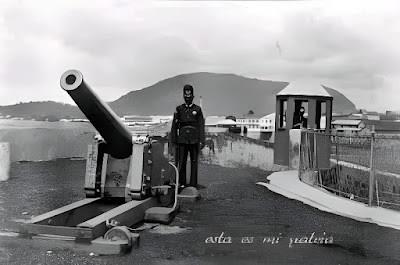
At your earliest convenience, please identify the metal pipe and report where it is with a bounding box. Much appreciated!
[60,70,132,159]
[168,161,179,211]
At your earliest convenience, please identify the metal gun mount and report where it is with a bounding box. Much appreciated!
[20,70,177,241]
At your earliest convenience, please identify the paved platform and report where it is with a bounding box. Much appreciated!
[1,161,400,264]
[257,170,400,230]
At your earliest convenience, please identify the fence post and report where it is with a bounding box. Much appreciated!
[335,135,341,191]
[313,132,317,170]
[368,132,375,206]
[375,179,380,206]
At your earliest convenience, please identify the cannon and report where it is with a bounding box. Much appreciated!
[60,70,132,159]
[20,70,178,242]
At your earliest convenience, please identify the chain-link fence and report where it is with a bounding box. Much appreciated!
[299,130,400,211]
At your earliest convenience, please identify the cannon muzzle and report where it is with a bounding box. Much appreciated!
[60,70,132,159]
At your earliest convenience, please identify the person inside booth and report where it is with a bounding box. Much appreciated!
[293,106,307,129]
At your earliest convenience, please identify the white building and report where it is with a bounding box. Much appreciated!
[236,114,264,131]
[217,119,237,127]
[236,113,276,132]
[122,115,172,126]
[258,113,275,132]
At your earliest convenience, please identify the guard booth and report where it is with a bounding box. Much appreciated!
[273,81,333,167]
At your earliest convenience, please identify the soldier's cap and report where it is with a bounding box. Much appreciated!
[183,84,194,97]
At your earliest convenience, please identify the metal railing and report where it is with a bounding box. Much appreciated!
[299,130,400,211]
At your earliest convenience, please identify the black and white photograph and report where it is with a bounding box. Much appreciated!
[0,0,399,264]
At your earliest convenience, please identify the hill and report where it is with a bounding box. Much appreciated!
[110,72,356,116]
[322,86,357,115]
[0,101,84,121]
[0,73,357,119]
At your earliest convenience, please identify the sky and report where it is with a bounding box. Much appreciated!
[0,0,400,112]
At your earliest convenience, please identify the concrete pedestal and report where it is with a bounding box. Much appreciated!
[0,142,10,181]
[289,130,301,170]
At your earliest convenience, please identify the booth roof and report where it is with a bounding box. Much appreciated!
[277,81,332,98]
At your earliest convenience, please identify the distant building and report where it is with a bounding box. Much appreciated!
[236,114,264,131]
[123,115,152,125]
[122,115,172,126]
[204,116,229,133]
[216,119,240,133]
[258,113,275,132]
[332,119,365,135]
[217,119,237,127]
[382,110,400,121]
[350,113,365,119]
[359,109,380,120]
[331,114,400,135]
[205,116,226,127]
[334,111,382,121]
[151,115,173,124]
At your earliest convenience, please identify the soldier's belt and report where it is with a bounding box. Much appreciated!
[177,125,199,143]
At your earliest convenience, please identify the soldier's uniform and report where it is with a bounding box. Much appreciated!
[170,88,205,188]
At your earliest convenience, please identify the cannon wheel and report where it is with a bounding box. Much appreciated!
[104,226,132,247]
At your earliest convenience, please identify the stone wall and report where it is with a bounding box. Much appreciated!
[0,123,95,162]
[0,121,279,174]
[200,133,280,172]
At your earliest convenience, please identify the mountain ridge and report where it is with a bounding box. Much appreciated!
[0,72,357,120]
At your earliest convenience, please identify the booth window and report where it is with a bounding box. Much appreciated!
[279,99,287,128]
[293,100,308,129]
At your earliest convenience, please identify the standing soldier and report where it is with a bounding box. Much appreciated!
[170,84,205,190]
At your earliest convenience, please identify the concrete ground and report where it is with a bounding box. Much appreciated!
[0,160,399,265]
[259,170,400,230]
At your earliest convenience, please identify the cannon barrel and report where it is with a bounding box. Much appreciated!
[60,70,132,159]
